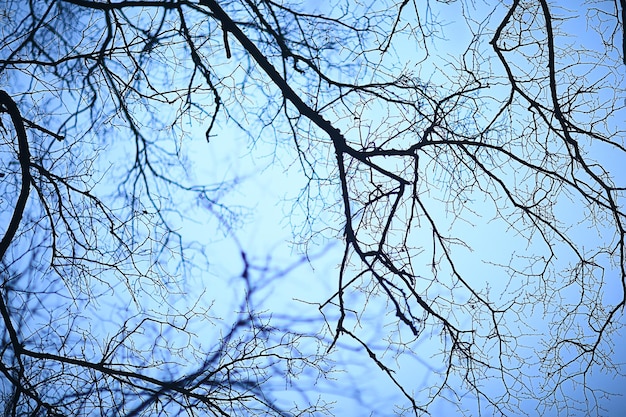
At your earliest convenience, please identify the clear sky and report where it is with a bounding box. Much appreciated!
[1,0,625,416]
[178,1,626,415]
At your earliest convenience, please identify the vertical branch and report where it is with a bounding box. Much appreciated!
[0,90,31,264]
[0,89,32,410]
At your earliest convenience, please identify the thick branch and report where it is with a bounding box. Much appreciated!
[0,90,32,265]
[0,89,32,408]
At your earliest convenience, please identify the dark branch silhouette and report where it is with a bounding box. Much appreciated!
[0,1,624,416]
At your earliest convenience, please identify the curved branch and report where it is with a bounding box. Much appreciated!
[0,89,33,411]
[0,94,32,262]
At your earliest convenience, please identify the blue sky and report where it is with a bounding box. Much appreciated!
[182,1,626,415]
[1,0,625,416]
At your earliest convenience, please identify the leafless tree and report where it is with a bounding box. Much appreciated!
[1,0,624,416]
